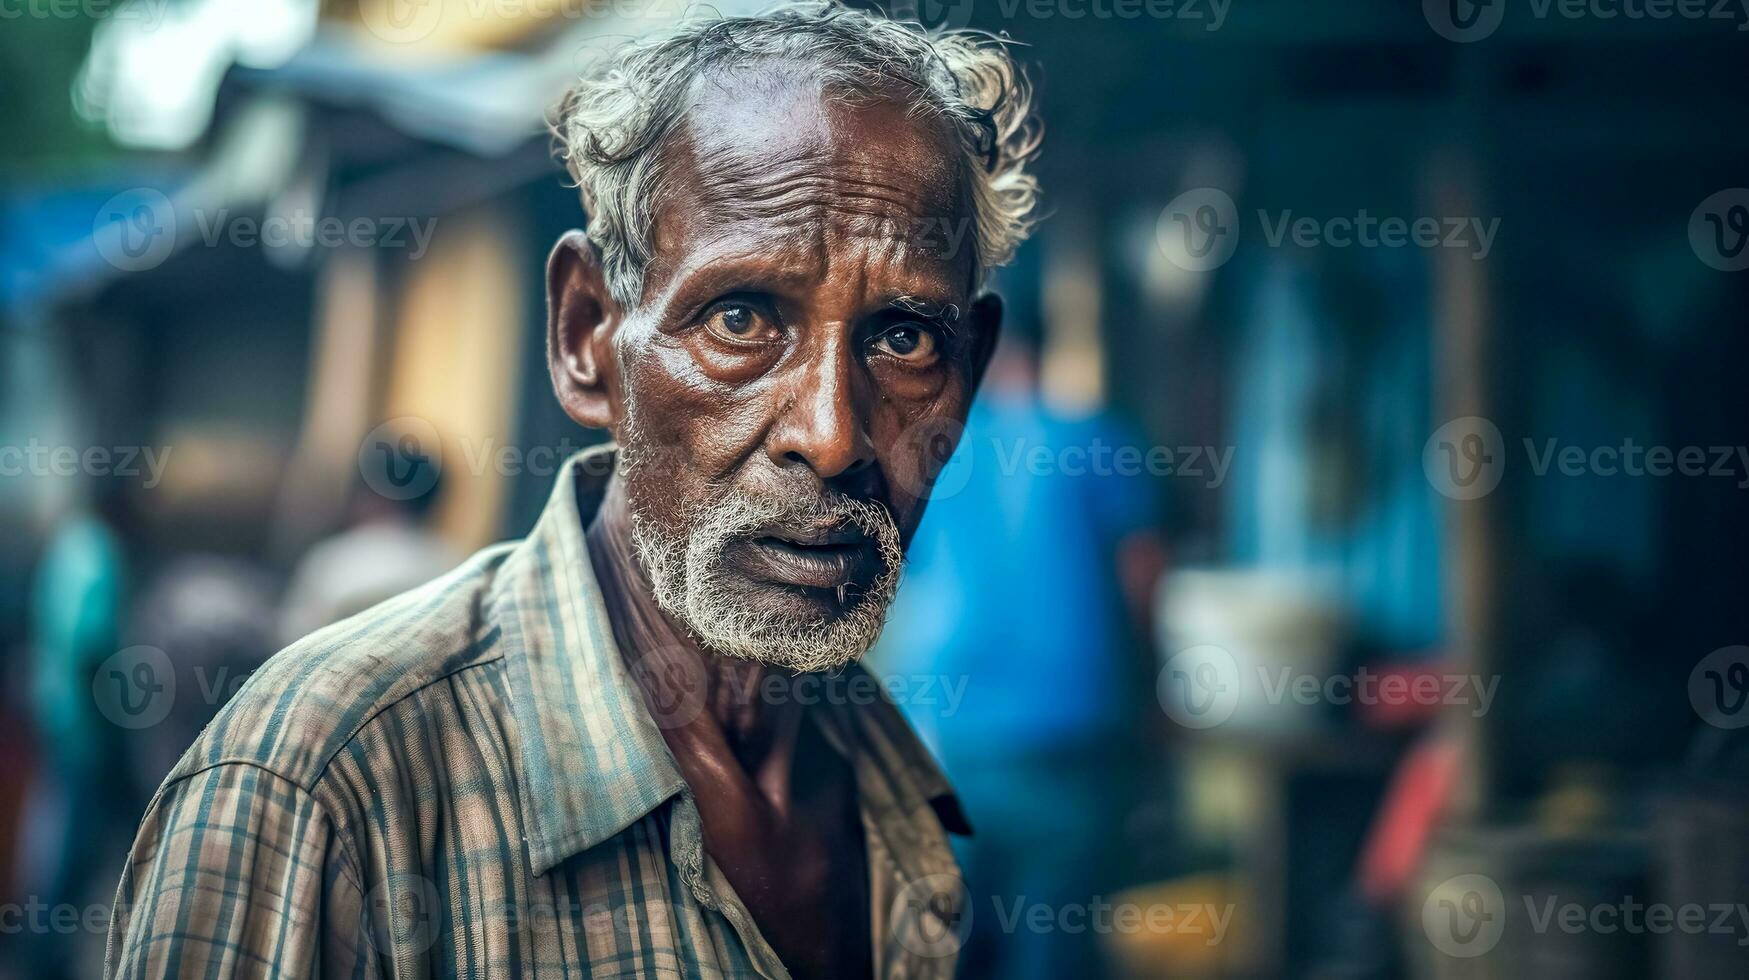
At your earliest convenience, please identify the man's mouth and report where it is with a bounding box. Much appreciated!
[733,524,881,592]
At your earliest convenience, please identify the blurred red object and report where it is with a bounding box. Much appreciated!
[1358,731,1464,904]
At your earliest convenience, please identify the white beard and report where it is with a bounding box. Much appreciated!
[616,399,904,673]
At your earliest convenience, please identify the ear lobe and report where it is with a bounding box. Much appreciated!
[546,230,621,430]
[966,292,1004,392]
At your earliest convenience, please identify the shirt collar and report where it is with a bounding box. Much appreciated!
[490,445,686,876]
[492,445,967,878]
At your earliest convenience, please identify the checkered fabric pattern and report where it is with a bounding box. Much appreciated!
[106,447,970,979]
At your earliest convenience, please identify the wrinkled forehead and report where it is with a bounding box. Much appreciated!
[641,68,975,299]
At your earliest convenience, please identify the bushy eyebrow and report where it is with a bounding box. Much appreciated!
[887,294,963,339]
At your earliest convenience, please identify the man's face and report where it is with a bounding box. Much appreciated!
[560,71,999,672]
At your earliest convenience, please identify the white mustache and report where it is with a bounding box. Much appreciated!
[722,492,897,543]
[629,483,905,673]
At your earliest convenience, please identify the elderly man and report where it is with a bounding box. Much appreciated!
[105,3,1039,978]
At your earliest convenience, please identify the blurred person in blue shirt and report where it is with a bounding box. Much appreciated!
[875,315,1166,978]
[22,488,132,980]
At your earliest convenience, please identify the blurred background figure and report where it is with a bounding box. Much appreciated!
[279,444,455,643]
[128,555,278,797]
[875,301,1168,979]
[17,487,130,980]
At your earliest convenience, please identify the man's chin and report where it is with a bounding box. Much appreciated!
[681,571,892,673]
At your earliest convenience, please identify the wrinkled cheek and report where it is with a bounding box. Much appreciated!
[618,343,762,521]
[873,381,973,533]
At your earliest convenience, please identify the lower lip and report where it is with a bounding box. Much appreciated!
[732,537,879,591]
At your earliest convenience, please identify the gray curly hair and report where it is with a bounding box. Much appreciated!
[552,1,1042,307]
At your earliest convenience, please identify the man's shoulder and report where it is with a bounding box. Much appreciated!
[164,543,516,796]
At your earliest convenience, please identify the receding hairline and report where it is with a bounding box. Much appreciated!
[632,66,977,297]
[673,60,968,199]
[550,1,1041,307]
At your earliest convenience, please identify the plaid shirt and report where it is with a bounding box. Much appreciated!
[107,448,970,978]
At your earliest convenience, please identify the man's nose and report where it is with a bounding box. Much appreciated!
[767,341,876,483]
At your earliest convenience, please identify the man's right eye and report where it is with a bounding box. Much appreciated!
[701,301,779,343]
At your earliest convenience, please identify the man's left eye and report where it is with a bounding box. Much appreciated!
[873,324,938,363]
[702,302,778,343]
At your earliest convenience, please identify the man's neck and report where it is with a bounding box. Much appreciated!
[583,472,873,980]
[583,475,805,795]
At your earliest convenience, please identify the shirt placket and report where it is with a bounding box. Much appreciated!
[665,791,793,980]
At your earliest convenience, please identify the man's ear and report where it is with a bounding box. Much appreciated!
[546,230,622,430]
[965,292,1004,393]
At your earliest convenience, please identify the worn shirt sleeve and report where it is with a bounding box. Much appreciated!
[105,762,371,979]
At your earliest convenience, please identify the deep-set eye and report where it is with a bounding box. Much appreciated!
[702,301,779,343]
[874,323,938,364]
